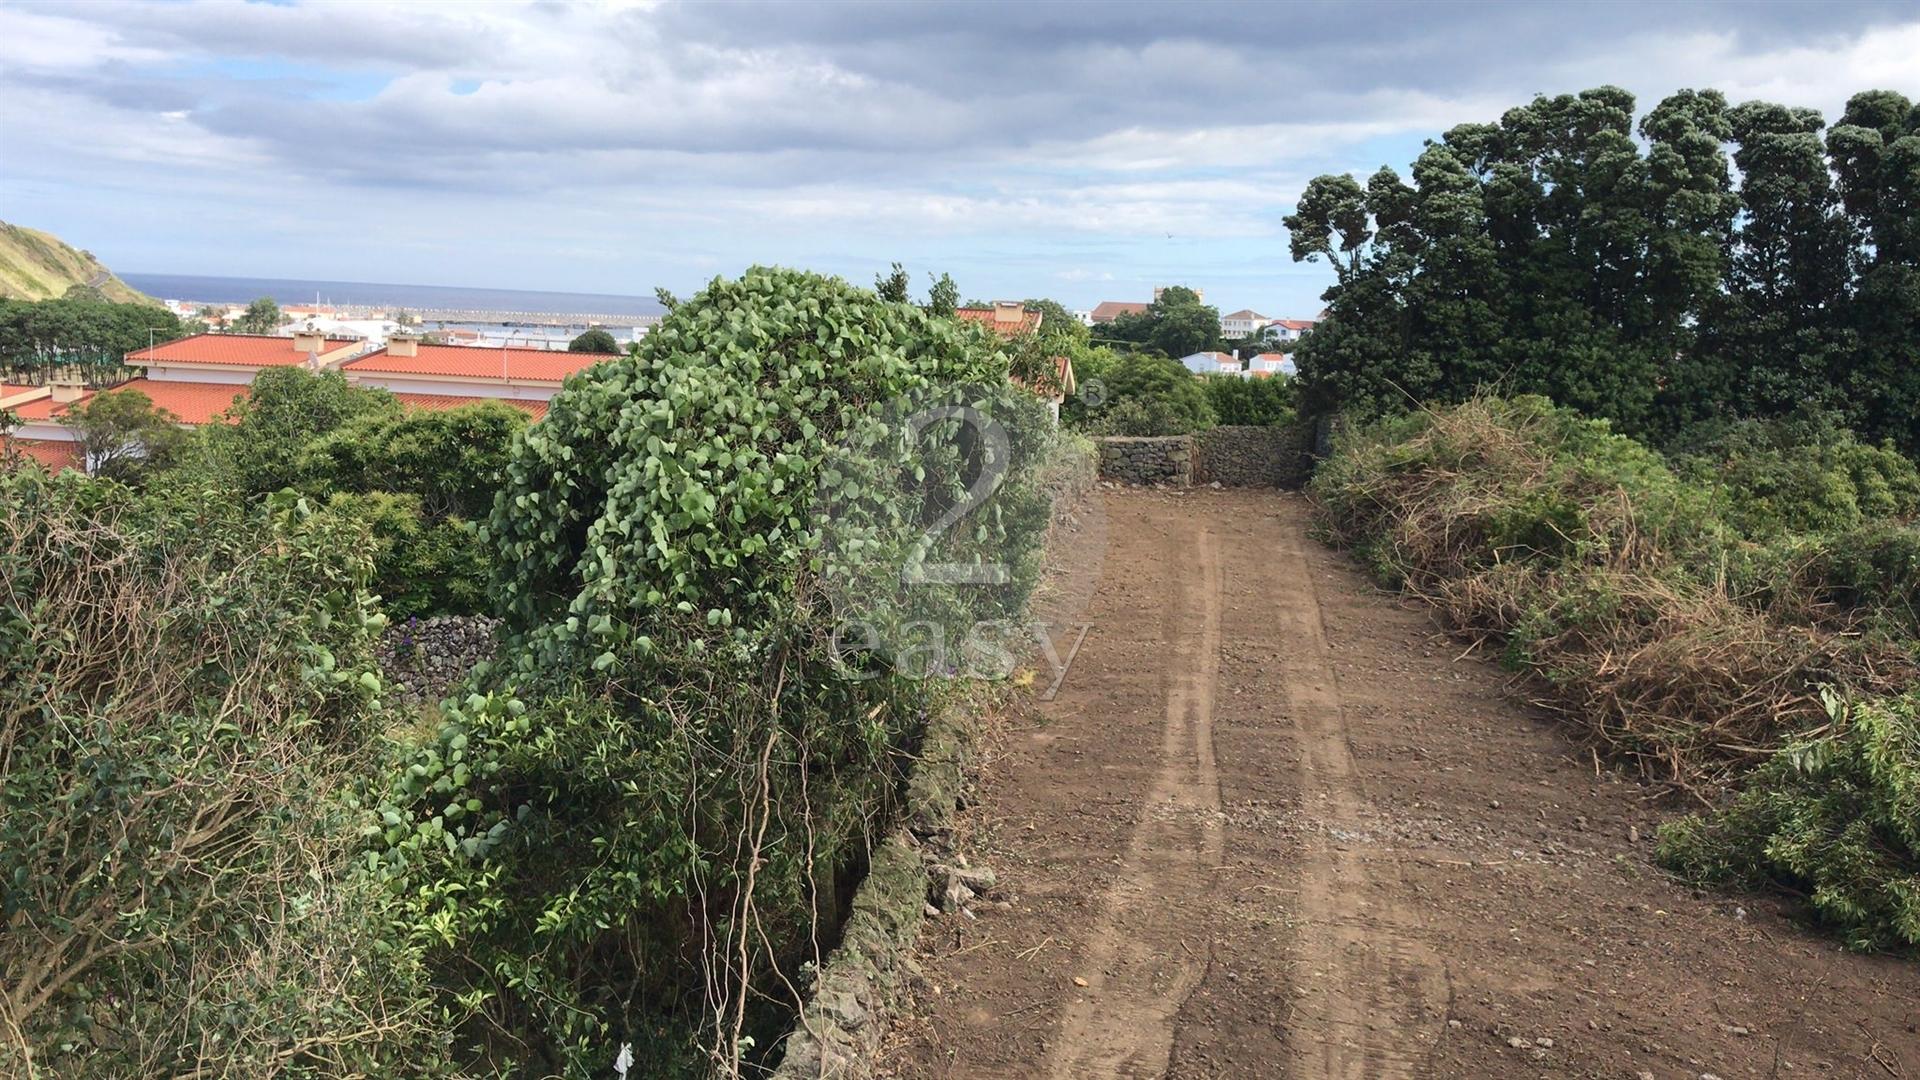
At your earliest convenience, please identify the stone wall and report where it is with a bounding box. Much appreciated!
[1194,423,1312,488]
[1097,435,1193,485]
[375,614,500,707]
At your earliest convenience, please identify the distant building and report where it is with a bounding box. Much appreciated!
[3,331,622,473]
[1263,318,1316,342]
[0,331,362,468]
[1248,352,1296,377]
[1178,350,1241,376]
[1220,309,1271,338]
[954,301,1043,339]
[1090,301,1150,323]
[337,333,618,419]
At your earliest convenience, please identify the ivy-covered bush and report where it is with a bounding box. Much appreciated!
[370,268,1056,1075]
[0,469,449,1076]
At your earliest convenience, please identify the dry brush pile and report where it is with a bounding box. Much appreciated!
[1312,396,1920,949]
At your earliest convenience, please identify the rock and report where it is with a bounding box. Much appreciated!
[1072,976,1088,988]
[1507,1036,1530,1050]
[940,880,975,912]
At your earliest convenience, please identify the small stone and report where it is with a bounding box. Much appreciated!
[1072,976,1088,988]
[1507,1036,1529,1050]
[1489,800,1502,810]
[1534,1037,1553,1049]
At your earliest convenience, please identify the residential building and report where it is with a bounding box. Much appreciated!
[1248,352,1297,377]
[337,333,617,419]
[954,301,1043,339]
[1090,300,1150,323]
[1178,350,1241,376]
[1262,318,1317,342]
[1220,309,1271,338]
[3,331,621,472]
[3,331,362,468]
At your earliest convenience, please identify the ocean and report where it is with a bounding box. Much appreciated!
[120,273,666,317]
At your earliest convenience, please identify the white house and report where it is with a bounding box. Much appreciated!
[1179,351,1242,376]
[1220,309,1271,338]
[1248,352,1297,377]
[1263,318,1316,342]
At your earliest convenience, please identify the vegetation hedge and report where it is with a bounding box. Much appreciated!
[368,267,1058,1075]
[0,470,448,1075]
[1312,396,1920,949]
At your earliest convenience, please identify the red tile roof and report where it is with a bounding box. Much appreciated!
[1269,318,1316,331]
[9,379,246,426]
[126,333,361,367]
[393,393,550,420]
[8,392,88,420]
[114,379,248,425]
[345,344,614,383]
[1090,301,1150,322]
[955,305,1043,339]
[4,439,84,470]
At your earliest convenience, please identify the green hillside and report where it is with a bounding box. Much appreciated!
[0,221,155,305]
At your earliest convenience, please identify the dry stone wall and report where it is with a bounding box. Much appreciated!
[1097,435,1193,485]
[375,614,500,707]
[1195,424,1312,488]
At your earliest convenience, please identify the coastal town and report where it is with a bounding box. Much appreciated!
[2,275,1318,472]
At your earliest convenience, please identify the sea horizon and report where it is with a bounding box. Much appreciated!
[121,272,667,318]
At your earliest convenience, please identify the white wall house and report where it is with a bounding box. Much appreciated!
[1248,352,1296,377]
[1178,351,1242,376]
[1220,309,1271,338]
[1263,318,1316,342]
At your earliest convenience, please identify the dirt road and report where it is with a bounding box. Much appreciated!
[883,489,1920,1079]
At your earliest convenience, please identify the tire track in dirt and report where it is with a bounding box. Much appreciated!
[884,490,1920,1080]
[1270,517,1449,1077]
[1043,524,1225,1078]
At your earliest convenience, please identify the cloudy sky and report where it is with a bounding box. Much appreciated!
[3,0,1918,316]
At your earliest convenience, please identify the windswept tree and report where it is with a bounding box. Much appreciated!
[568,327,620,353]
[233,296,283,335]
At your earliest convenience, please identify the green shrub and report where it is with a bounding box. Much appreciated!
[318,491,491,618]
[370,268,1056,1075]
[1660,689,1920,951]
[1201,373,1296,427]
[1079,352,1215,435]
[0,469,449,1076]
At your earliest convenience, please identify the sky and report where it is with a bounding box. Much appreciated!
[3,1,1919,318]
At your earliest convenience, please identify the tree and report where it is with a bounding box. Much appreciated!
[1079,351,1215,435]
[927,271,959,317]
[234,296,283,335]
[1144,286,1223,359]
[195,367,398,495]
[568,327,620,353]
[875,261,911,302]
[0,297,182,385]
[59,388,188,479]
[1279,85,1920,453]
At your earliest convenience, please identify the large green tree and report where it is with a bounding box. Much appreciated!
[1283,85,1920,455]
[233,296,283,335]
[0,297,182,384]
